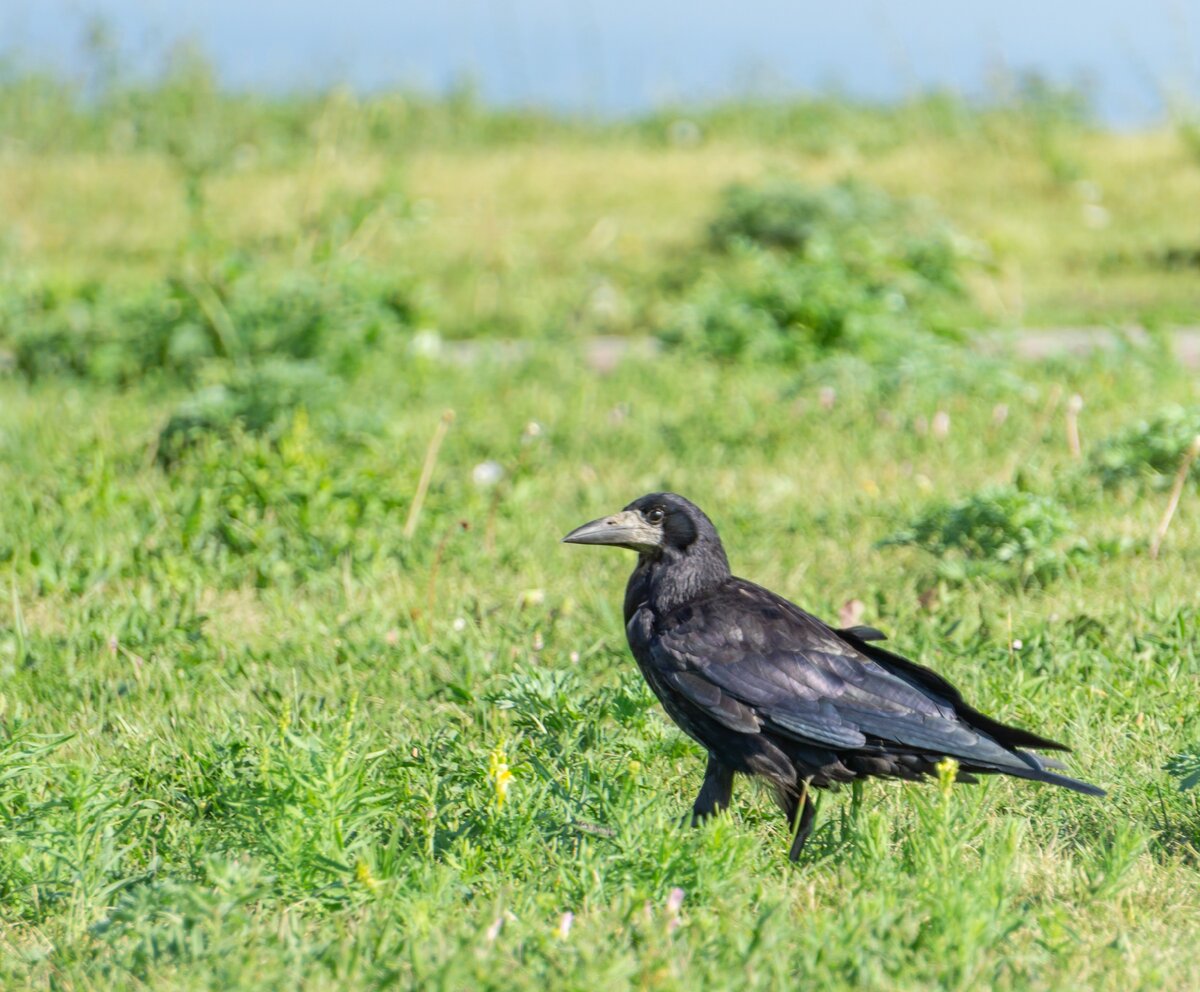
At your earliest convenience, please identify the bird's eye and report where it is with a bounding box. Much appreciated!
[645,507,665,525]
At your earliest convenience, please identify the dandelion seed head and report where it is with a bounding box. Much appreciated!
[519,588,546,609]
[472,460,505,488]
[1083,203,1111,229]
[587,280,622,323]
[410,329,443,358]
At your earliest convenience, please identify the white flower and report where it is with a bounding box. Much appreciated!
[519,589,545,608]
[587,281,622,323]
[410,329,442,358]
[472,460,505,488]
[1083,204,1110,229]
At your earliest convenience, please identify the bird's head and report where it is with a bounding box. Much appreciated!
[562,492,729,567]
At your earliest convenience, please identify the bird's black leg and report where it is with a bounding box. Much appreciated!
[778,781,817,862]
[690,753,735,825]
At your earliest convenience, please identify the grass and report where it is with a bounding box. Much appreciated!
[7,131,1200,329]
[2,69,1200,989]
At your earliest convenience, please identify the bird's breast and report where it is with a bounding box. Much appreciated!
[625,606,719,749]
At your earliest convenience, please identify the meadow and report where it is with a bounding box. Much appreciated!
[2,64,1200,989]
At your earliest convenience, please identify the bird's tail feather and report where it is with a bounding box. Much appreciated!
[998,750,1106,797]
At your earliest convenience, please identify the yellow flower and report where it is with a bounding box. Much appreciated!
[935,757,959,799]
[355,857,380,893]
[488,742,514,808]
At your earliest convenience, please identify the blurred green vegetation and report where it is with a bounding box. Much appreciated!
[1089,406,1200,490]
[880,484,1122,589]
[3,45,1200,332]
[657,178,975,364]
[0,45,1091,157]
[1,50,1200,990]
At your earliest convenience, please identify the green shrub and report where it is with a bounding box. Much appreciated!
[1089,405,1200,489]
[155,360,340,466]
[1166,748,1200,792]
[164,414,400,585]
[881,485,1103,588]
[708,178,969,294]
[658,179,977,365]
[2,265,423,387]
[658,245,948,365]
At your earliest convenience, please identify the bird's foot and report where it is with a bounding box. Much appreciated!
[786,788,817,863]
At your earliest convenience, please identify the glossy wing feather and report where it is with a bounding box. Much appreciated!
[646,579,1061,775]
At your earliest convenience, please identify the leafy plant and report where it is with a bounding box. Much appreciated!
[155,359,341,466]
[658,179,977,365]
[1166,748,1200,792]
[2,264,424,387]
[709,178,971,294]
[881,485,1102,588]
[1089,405,1200,489]
[163,411,401,585]
[657,245,892,365]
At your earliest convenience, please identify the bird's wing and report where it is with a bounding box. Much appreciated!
[648,580,1038,773]
[833,626,1069,752]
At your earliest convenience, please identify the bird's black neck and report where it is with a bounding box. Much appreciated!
[624,542,731,622]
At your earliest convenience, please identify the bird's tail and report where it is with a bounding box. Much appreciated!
[1001,750,1106,797]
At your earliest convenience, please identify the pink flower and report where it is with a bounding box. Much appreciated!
[666,887,685,933]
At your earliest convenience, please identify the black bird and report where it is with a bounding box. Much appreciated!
[563,492,1104,861]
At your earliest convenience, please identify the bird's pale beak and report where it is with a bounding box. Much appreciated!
[561,510,662,551]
